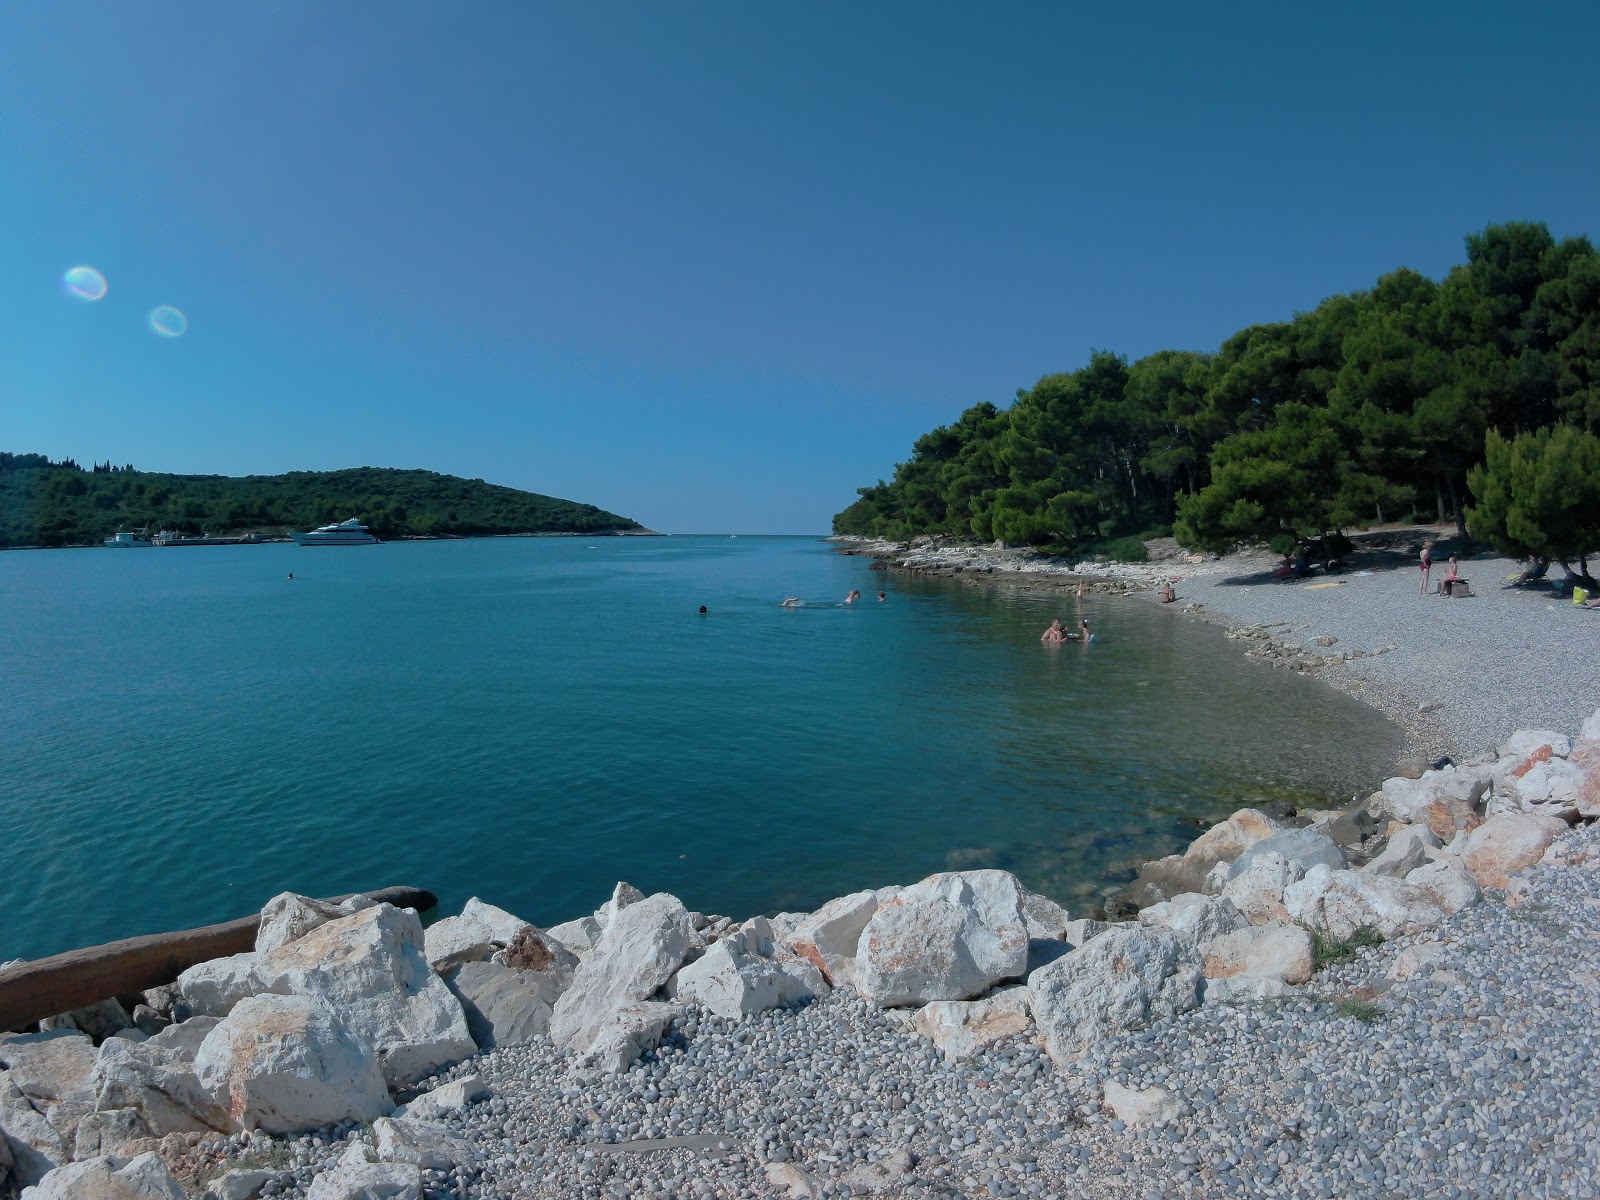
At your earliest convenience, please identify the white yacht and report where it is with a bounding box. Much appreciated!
[104,528,153,548]
[292,518,379,546]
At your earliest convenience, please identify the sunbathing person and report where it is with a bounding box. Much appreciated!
[1159,582,1176,603]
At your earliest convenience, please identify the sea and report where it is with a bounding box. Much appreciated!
[0,535,1403,961]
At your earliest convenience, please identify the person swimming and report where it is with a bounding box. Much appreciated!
[698,605,708,614]
[781,596,802,607]
[844,589,861,604]
[877,591,886,601]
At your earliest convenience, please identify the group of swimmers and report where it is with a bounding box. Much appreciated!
[1040,617,1093,644]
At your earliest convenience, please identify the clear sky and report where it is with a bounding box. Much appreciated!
[4,3,1597,533]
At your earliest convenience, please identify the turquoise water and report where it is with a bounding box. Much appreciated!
[0,536,1401,961]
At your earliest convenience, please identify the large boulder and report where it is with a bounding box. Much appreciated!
[90,1018,226,1136]
[394,1075,487,1122]
[305,1161,421,1200]
[1,1072,70,1186]
[548,892,693,1058]
[1228,829,1346,880]
[1180,809,1282,875]
[542,916,601,956]
[460,899,534,943]
[1026,927,1202,1065]
[1509,758,1585,812]
[178,953,262,1018]
[783,891,880,987]
[1405,859,1482,915]
[570,1001,680,1075]
[256,893,368,956]
[421,918,496,974]
[18,1151,185,1200]
[1200,922,1313,986]
[912,987,1031,1060]
[854,870,1030,1007]
[1018,889,1070,940]
[253,903,475,1087]
[1461,813,1565,889]
[194,994,393,1134]
[0,1030,97,1148]
[1363,826,1441,878]
[1371,771,1489,840]
[39,998,133,1042]
[674,918,827,1019]
[1136,894,1247,943]
[71,1108,155,1160]
[1221,852,1304,926]
[1502,729,1572,760]
[446,960,569,1049]
[1282,866,1446,940]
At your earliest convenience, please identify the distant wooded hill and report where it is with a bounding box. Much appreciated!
[0,455,647,547]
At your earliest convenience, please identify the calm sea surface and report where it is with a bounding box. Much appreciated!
[1,536,1402,960]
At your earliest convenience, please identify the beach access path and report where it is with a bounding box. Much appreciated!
[1153,543,1600,761]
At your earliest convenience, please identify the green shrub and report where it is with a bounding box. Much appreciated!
[1310,926,1383,969]
[1333,997,1382,1023]
[1096,536,1149,562]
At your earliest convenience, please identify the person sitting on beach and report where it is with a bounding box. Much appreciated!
[1041,618,1067,644]
[1511,557,1550,587]
[1159,582,1176,603]
[1438,556,1464,597]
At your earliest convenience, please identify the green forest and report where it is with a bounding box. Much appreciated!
[833,222,1600,579]
[0,458,646,547]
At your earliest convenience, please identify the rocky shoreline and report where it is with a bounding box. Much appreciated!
[3,712,1599,1200]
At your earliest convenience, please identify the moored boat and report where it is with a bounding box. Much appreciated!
[104,528,153,548]
[292,518,379,546]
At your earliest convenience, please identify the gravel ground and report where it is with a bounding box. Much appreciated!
[1154,545,1600,760]
[211,823,1600,1200]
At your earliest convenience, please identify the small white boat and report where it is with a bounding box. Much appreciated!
[104,528,153,548]
[292,518,379,546]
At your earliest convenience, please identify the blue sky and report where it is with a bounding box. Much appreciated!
[3,3,1597,533]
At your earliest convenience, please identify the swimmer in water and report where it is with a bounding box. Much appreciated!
[844,589,861,603]
[287,572,294,580]
[781,596,802,607]
[1041,618,1067,645]
[698,605,708,614]
[1080,618,1092,642]
[877,591,886,601]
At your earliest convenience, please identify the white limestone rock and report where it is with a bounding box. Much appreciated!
[1405,858,1482,915]
[371,1115,481,1170]
[1372,770,1489,840]
[459,899,534,944]
[40,997,133,1042]
[393,1075,487,1121]
[1200,921,1312,986]
[1018,889,1069,940]
[18,1151,185,1200]
[445,960,568,1049]
[855,870,1030,1007]
[1388,940,1445,982]
[593,882,647,932]
[1136,893,1247,943]
[421,918,497,974]
[304,1161,421,1200]
[1221,851,1304,926]
[201,1168,275,1200]
[784,891,880,988]
[179,953,262,1018]
[1282,866,1446,941]
[912,986,1031,1060]
[0,1072,69,1186]
[1026,927,1203,1065]
[1461,813,1565,889]
[1062,919,1109,948]
[549,892,693,1058]
[1363,826,1442,878]
[253,903,475,1088]
[1512,758,1585,810]
[570,1001,680,1075]
[1502,729,1572,760]
[1203,976,1292,1004]
[0,1029,97,1150]
[193,994,393,1134]
[1102,1080,1180,1128]
[1227,828,1346,880]
[542,916,601,956]
[676,918,827,1019]
[256,893,370,955]
[1180,809,1282,875]
[90,1017,226,1136]
[72,1108,155,1161]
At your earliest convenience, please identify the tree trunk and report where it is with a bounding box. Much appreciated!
[1447,476,1472,554]
[1435,479,1446,524]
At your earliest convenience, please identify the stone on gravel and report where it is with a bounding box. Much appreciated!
[1364,824,1442,877]
[675,917,827,1019]
[304,1161,421,1200]
[178,953,262,1018]
[1388,939,1445,981]
[570,1001,681,1075]
[253,903,476,1087]
[371,1115,482,1170]
[912,985,1031,1059]
[1461,812,1565,888]
[1200,921,1313,985]
[1027,926,1202,1064]
[446,960,569,1049]
[1102,1079,1180,1128]
[201,1168,274,1200]
[19,1151,185,1200]
[783,890,880,987]
[855,870,1030,1006]
[1283,864,1447,939]
[549,892,692,1058]
[90,1017,226,1136]
[1221,851,1304,925]
[1228,827,1347,879]
[193,993,393,1133]
[393,1074,487,1121]
[765,1161,825,1199]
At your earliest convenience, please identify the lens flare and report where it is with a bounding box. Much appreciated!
[148,306,188,338]
[62,266,108,301]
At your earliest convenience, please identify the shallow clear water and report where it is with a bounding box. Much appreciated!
[0,536,1402,959]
